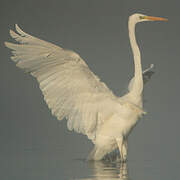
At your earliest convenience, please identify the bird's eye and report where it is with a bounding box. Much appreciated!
[139,16,144,20]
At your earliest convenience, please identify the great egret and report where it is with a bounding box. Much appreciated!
[5,13,167,162]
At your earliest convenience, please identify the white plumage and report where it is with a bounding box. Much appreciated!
[5,13,167,161]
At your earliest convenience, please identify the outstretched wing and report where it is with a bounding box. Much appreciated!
[142,64,155,84]
[5,25,120,141]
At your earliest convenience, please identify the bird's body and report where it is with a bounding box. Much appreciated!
[5,13,167,161]
[89,100,144,160]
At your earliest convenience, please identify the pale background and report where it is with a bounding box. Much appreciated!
[0,0,179,179]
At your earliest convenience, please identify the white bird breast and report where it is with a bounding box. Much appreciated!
[96,102,144,140]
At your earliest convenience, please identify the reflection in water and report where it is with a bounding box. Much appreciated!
[79,161,129,180]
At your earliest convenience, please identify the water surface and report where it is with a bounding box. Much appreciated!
[1,147,179,180]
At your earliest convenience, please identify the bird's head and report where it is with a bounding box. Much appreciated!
[129,13,168,24]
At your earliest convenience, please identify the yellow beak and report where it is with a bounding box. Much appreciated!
[143,16,168,21]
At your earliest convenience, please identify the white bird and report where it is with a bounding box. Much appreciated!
[5,13,167,162]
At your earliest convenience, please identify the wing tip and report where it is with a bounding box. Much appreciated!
[14,24,27,36]
[9,29,18,38]
[15,24,19,31]
[4,41,10,48]
[4,41,17,50]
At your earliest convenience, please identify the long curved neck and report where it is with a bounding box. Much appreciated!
[128,19,143,97]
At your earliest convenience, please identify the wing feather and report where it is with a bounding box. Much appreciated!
[5,25,120,141]
[128,64,154,91]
